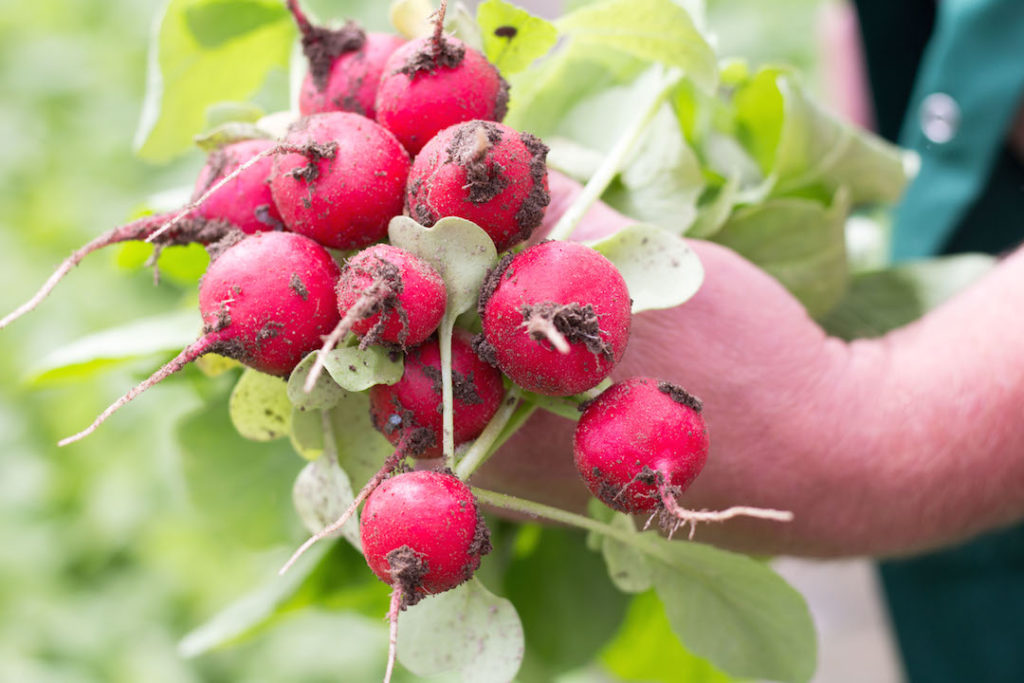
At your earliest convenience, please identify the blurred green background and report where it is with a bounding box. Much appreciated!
[0,1,825,681]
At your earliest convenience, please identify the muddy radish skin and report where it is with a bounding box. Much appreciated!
[360,470,491,600]
[375,35,510,155]
[477,241,632,396]
[270,112,410,250]
[574,377,709,512]
[369,331,505,458]
[406,120,551,252]
[299,31,406,118]
[192,138,284,234]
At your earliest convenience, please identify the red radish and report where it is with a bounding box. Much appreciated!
[360,470,491,600]
[374,14,509,156]
[477,241,631,396]
[575,377,793,537]
[406,120,550,252]
[369,331,505,458]
[286,0,405,118]
[270,112,410,250]
[191,138,284,234]
[58,232,341,446]
[0,139,282,331]
[302,244,446,392]
[361,469,491,682]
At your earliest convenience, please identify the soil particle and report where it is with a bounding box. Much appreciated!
[405,426,437,457]
[299,21,366,91]
[206,336,250,365]
[493,25,517,39]
[471,334,498,367]
[289,273,309,300]
[204,228,247,262]
[285,140,339,184]
[465,498,493,580]
[494,74,511,121]
[521,302,614,360]
[254,204,285,231]
[657,381,703,413]
[577,397,597,413]
[258,320,285,342]
[446,121,508,204]
[421,363,484,405]
[477,251,515,314]
[513,131,551,242]
[397,36,465,77]
[386,545,429,609]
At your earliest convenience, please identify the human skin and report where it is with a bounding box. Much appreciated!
[475,172,1024,559]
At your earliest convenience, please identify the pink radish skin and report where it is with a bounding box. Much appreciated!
[406,120,550,252]
[270,112,410,250]
[192,138,284,234]
[574,377,709,513]
[337,244,447,348]
[375,36,509,155]
[299,32,406,118]
[369,331,504,458]
[59,232,341,446]
[360,470,491,600]
[477,241,631,396]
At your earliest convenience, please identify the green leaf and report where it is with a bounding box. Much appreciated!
[478,0,559,75]
[287,352,348,412]
[643,537,817,683]
[734,68,908,204]
[818,253,995,341]
[599,513,653,593]
[289,406,325,461]
[398,577,524,681]
[292,455,360,549]
[556,0,717,93]
[229,368,292,441]
[446,2,484,50]
[178,541,333,657]
[327,391,394,489]
[204,100,266,127]
[135,0,293,162]
[193,121,273,153]
[27,310,200,384]
[388,216,499,318]
[322,345,404,392]
[588,223,704,313]
[504,527,629,674]
[601,591,736,683]
[177,397,298,546]
[713,187,850,318]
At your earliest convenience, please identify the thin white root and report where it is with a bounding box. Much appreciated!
[384,588,402,683]
[522,317,571,354]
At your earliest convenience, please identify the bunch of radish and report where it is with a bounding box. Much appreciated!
[3,2,792,680]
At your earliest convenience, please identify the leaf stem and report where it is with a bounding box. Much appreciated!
[454,386,523,480]
[546,65,684,242]
[439,317,456,468]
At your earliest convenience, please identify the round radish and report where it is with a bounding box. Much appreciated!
[270,112,409,250]
[375,35,509,155]
[360,470,490,601]
[406,120,550,252]
[574,377,708,513]
[59,232,341,446]
[192,138,284,234]
[298,29,406,118]
[369,331,504,458]
[477,241,631,396]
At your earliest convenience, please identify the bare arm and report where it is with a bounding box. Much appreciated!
[477,175,1024,558]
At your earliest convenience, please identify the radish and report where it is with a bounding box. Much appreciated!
[59,232,341,446]
[477,241,631,396]
[286,0,405,118]
[374,2,509,155]
[406,120,550,252]
[303,243,446,392]
[0,138,282,331]
[360,469,491,682]
[270,112,410,250]
[574,377,793,537]
[369,331,504,458]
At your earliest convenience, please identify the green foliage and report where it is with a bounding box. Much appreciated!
[228,368,292,441]
[135,0,293,162]
[478,0,559,75]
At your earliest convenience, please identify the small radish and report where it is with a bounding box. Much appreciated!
[406,120,550,252]
[59,232,341,446]
[286,0,405,118]
[374,2,509,155]
[369,331,504,458]
[303,244,446,392]
[0,139,282,331]
[360,469,491,682]
[574,377,793,537]
[270,112,410,250]
[477,241,631,396]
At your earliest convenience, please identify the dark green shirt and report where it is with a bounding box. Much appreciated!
[854,1,1024,681]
